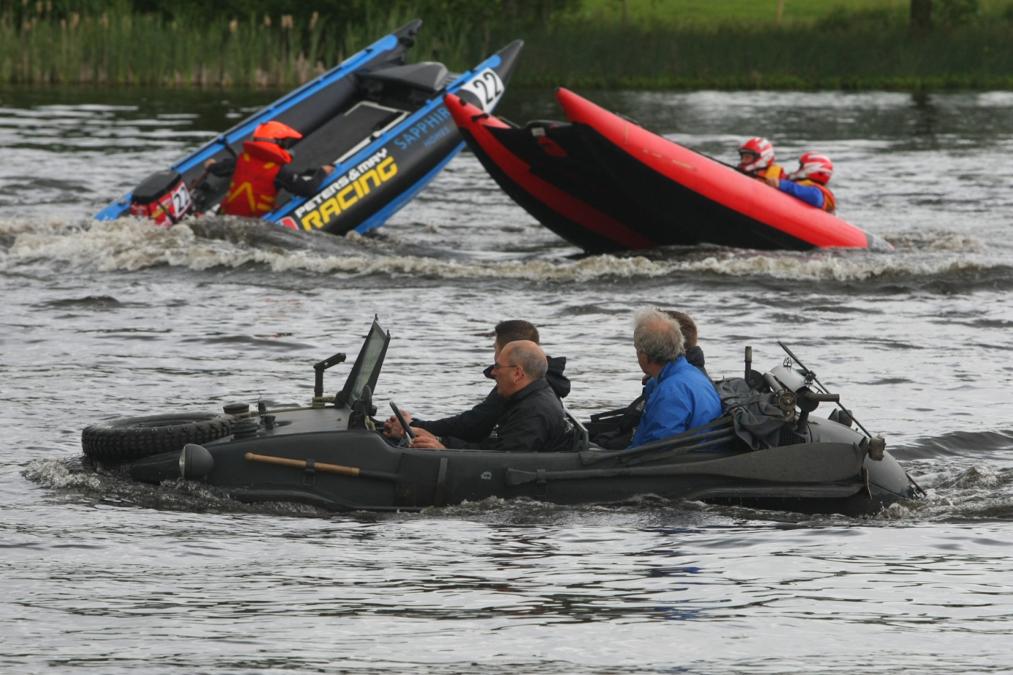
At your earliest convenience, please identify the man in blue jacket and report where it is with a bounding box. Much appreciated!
[629,308,723,448]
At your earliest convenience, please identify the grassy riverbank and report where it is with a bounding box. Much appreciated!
[520,20,1013,89]
[3,2,1013,89]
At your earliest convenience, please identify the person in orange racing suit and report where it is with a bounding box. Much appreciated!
[205,120,333,218]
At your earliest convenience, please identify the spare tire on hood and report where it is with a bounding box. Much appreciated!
[82,412,234,462]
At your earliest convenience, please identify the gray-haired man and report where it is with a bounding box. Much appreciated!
[629,308,722,447]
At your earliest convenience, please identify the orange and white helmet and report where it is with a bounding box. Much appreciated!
[790,152,833,185]
[738,137,775,173]
[252,120,303,149]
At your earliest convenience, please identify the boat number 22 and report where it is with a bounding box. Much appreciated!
[460,69,504,112]
[169,181,192,218]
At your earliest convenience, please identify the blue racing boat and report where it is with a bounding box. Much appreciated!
[96,20,523,236]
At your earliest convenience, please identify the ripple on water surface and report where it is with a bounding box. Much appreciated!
[3,88,1013,674]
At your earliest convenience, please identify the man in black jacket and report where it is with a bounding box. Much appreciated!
[382,320,570,443]
[407,340,571,452]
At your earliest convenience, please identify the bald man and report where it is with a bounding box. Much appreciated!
[409,340,571,452]
[383,319,570,444]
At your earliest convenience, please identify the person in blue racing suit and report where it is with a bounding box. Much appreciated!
[766,151,837,214]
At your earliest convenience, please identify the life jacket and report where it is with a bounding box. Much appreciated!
[753,163,787,182]
[221,140,293,217]
[796,178,837,214]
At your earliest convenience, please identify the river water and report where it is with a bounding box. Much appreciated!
[2,85,1012,673]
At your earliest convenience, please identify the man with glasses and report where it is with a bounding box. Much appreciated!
[382,319,570,444]
[406,340,571,452]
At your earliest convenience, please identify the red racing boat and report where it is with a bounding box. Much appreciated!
[446,87,892,253]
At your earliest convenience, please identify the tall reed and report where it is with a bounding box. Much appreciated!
[0,4,481,87]
[2,4,1013,89]
[508,19,1013,90]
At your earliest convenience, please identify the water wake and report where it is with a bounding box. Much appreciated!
[2,217,1011,291]
[894,428,1013,459]
[22,457,333,518]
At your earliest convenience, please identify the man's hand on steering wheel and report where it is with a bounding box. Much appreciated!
[408,427,446,450]
[382,409,413,438]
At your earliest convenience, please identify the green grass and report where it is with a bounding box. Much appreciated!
[574,0,1010,24]
[0,7,480,87]
[512,19,1013,90]
[2,2,1013,89]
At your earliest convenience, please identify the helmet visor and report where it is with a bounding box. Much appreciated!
[738,150,760,168]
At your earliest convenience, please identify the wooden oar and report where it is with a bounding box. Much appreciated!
[244,452,398,482]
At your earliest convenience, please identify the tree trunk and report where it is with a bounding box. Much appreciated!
[910,0,933,32]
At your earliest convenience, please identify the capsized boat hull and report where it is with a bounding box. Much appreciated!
[96,21,523,237]
[446,88,892,253]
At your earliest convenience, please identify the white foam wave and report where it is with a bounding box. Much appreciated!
[0,216,1005,284]
[1,217,670,280]
[671,249,996,282]
[939,465,1004,490]
[888,230,985,253]
[22,457,105,492]
[4,218,317,273]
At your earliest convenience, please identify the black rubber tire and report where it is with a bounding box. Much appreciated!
[82,412,234,462]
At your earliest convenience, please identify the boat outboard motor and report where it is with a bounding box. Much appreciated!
[776,341,890,463]
[128,170,194,226]
[764,363,839,432]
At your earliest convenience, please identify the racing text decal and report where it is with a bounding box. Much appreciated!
[294,148,399,230]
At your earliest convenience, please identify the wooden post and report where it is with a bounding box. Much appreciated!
[776,0,785,25]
